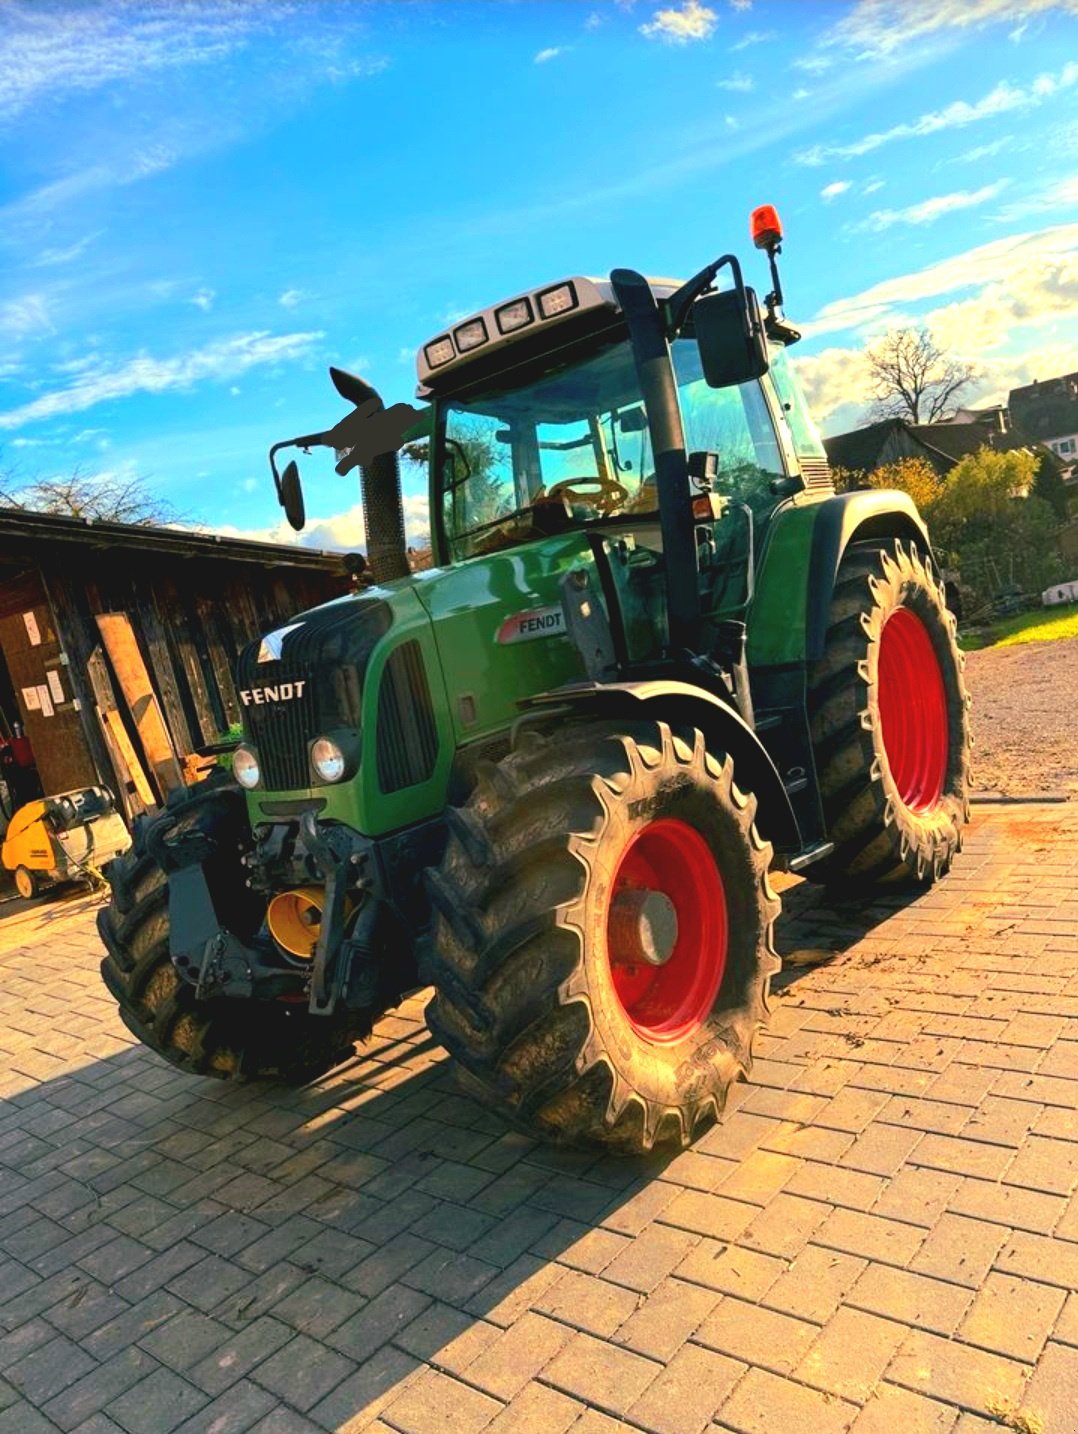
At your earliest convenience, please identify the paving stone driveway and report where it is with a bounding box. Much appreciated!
[1,801,1076,1434]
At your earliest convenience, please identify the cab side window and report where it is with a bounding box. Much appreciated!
[672,339,783,511]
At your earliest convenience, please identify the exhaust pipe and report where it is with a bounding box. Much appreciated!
[328,368,410,585]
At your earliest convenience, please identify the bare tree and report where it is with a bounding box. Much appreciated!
[0,465,185,527]
[866,328,976,425]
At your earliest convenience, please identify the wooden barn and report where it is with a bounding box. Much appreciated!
[0,510,348,820]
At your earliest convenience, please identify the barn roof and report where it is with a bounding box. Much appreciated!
[0,507,348,572]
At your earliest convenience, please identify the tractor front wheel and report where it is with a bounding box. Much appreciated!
[98,775,367,1083]
[807,538,971,887]
[422,720,780,1153]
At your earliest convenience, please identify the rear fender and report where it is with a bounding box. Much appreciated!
[522,679,801,853]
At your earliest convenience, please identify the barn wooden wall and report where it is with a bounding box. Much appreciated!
[45,556,343,756]
[0,541,346,810]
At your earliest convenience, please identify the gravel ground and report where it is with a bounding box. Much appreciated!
[964,633,1078,796]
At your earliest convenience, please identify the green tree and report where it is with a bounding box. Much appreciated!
[927,447,1037,552]
[1030,449,1071,523]
[928,446,1062,608]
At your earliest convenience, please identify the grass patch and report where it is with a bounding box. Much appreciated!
[960,604,1078,652]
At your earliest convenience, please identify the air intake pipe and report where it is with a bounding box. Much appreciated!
[328,367,410,585]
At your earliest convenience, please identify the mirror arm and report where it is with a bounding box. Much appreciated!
[269,430,333,497]
[663,253,747,337]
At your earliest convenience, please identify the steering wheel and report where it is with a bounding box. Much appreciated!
[539,475,629,516]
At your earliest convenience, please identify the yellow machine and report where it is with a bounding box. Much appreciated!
[1,787,131,900]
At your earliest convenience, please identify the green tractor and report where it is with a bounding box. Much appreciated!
[98,207,971,1153]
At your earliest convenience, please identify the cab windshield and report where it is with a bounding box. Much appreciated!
[439,337,783,560]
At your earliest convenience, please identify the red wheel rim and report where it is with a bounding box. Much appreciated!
[877,607,949,813]
[606,818,727,1044]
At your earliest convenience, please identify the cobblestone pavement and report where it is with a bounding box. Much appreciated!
[1,802,1076,1434]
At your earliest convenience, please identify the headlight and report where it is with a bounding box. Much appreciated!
[424,336,454,369]
[311,736,346,783]
[537,282,578,319]
[233,745,260,790]
[454,317,488,353]
[496,297,533,334]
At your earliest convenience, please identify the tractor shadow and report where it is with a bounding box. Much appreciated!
[0,869,937,1427]
[1,987,680,1428]
[769,869,925,994]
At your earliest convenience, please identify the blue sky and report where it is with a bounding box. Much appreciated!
[1,0,1076,551]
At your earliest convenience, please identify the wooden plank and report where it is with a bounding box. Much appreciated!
[102,710,155,808]
[95,612,184,797]
[42,569,136,810]
[125,573,195,757]
[151,577,218,748]
[86,646,153,815]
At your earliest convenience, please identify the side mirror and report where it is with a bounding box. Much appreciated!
[280,460,306,531]
[694,286,769,389]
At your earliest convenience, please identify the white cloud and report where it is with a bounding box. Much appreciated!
[534,47,563,63]
[717,70,753,90]
[2,147,181,223]
[795,346,876,431]
[278,288,305,310]
[795,221,1078,429]
[190,287,216,312]
[796,61,1077,165]
[945,136,1014,164]
[793,54,833,74]
[863,178,885,194]
[31,231,104,267]
[219,491,431,553]
[584,12,603,30]
[640,1,718,44]
[242,477,258,493]
[806,221,1078,339]
[792,87,811,101]
[991,172,1078,221]
[826,0,1078,59]
[0,294,52,339]
[730,28,774,49]
[0,2,290,125]
[861,181,1008,230]
[730,0,753,10]
[821,180,852,201]
[0,329,323,431]
[928,250,1078,353]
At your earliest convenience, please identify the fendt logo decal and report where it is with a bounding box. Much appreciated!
[240,681,307,706]
[496,606,566,645]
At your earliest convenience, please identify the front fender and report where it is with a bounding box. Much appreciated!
[805,490,933,659]
[748,491,933,668]
[522,679,802,853]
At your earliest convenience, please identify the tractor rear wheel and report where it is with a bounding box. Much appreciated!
[807,538,971,887]
[422,720,780,1153]
[98,775,366,1083]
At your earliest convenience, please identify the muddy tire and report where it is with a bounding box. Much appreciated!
[98,775,366,1083]
[421,720,780,1153]
[806,538,971,887]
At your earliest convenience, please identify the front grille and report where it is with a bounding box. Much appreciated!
[236,596,392,793]
[248,680,320,791]
[799,457,834,492]
[376,641,438,793]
